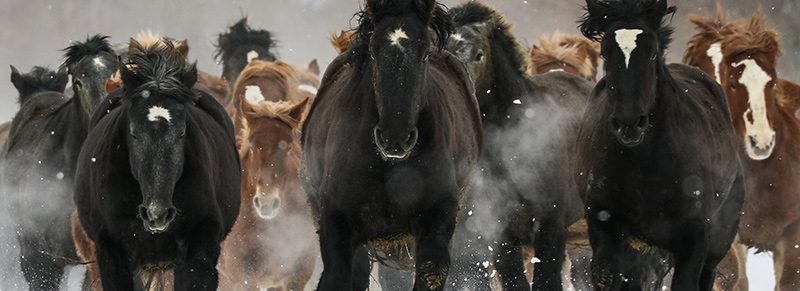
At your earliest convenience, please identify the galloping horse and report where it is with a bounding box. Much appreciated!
[228,60,305,126]
[1,35,117,290]
[216,17,277,92]
[219,83,316,289]
[2,65,69,147]
[686,12,800,291]
[445,2,592,290]
[576,0,745,290]
[300,0,482,290]
[529,30,601,82]
[73,39,240,290]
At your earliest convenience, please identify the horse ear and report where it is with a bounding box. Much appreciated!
[105,74,122,94]
[9,65,25,91]
[645,0,673,30]
[55,66,69,92]
[289,97,310,126]
[182,62,198,88]
[119,62,140,90]
[308,59,320,76]
[176,39,190,59]
[585,0,605,20]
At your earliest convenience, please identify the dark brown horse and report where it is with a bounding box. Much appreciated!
[686,12,800,291]
[219,95,316,290]
[576,0,745,290]
[216,17,278,92]
[74,39,239,291]
[1,35,117,290]
[529,30,601,82]
[300,0,482,290]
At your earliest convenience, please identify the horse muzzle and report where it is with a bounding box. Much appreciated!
[253,189,281,219]
[138,203,177,233]
[745,132,775,160]
[611,115,648,147]
[374,125,418,161]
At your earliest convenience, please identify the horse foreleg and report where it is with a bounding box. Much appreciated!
[95,230,135,291]
[316,210,357,291]
[531,217,567,291]
[494,240,529,291]
[18,239,65,291]
[670,221,709,291]
[774,224,800,291]
[413,200,457,291]
[174,221,221,291]
[586,208,623,291]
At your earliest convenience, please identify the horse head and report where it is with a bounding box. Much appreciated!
[581,0,676,146]
[238,99,308,220]
[721,14,781,160]
[216,17,277,88]
[63,35,118,117]
[120,38,198,233]
[9,65,69,103]
[359,0,453,161]
[683,6,739,84]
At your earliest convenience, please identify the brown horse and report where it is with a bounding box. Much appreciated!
[529,30,601,82]
[218,58,317,290]
[686,12,800,291]
[293,59,320,107]
[329,30,356,55]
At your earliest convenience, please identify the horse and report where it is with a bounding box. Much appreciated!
[227,60,306,128]
[2,65,69,148]
[300,0,482,290]
[686,12,800,291]
[216,17,278,92]
[529,30,601,82]
[293,59,320,105]
[575,0,745,290]
[219,91,316,290]
[444,2,592,290]
[72,38,239,291]
[329,30,357,55]
[0,34,117,290]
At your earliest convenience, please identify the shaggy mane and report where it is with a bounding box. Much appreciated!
[531,30,600,80]
[682,4,740,65]
[353,0,453,51]
[579,0,676,58]
[121,38,197,103]
[721,13,781,64]
[450,1,530,74]
[215,17,277,61]
[329,30,356,54]
[63,34,113,69]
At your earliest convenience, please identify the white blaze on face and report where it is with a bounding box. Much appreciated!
[93,57,105,68]
[245,85,265,104]
[247,50,259,63]
[451,33,464,43]
[389,28,408,49]
[706,42,723,83]
[614,29,643,69]
[734,59,775,153]
[147,106,171,123]
[298,84,318,95]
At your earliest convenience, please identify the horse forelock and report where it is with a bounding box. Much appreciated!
[215,18,276,61]
[580,0,674,57]
[123,39,196,103]
[233,60,302,105]
[354,0,452,51]
[683,12,739,63]
[63,35,114,69]
[21,66,68,92]
[721,13,781,64]
[242,100,303,133]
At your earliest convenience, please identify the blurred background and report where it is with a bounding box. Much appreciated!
[0,0,796,290]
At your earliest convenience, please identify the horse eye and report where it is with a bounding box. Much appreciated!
[475,52,484,62]
[73,80,83,89]
[422,52,430,62]
[650,54,657,61]
[370,51,376,61]
[730,83,737,90]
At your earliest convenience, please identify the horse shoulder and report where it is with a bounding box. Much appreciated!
[195,89,236,145]
[5,92,70,152]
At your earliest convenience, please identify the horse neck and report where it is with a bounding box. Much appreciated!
[480,43,531,124]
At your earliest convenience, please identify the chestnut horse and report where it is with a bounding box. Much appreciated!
[219,91,316,290]
[686,12,800,291]
[529,30,601,82]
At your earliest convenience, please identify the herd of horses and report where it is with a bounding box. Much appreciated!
[0,0,798,290]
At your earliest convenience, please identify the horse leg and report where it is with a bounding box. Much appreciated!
[704,170,745,291]
[494,239,529,291]
[669,221,708,291]
[95,230,135,291]
[316,210,357,291]
[352,245,371,291]
[18,239,65,291]
[586,208,623,291]
[174,221,221,291]
[531,217,566,291]
[713,238,748,291]
[774,224,800,291]
[446,205,492,291]
[413,199,458,291]
[378,263,414,290]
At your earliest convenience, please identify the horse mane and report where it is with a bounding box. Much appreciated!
[451,1,530,74]
[63,34,113,69]
[215,17,277,61]
[579,0,676,58]
[531,30,600,79]
[683,4,740,64]
[353,0,453,51]
[721,13,781,64]
[120,38,198,103]
[107,32,189,90]
[329,30,356,54]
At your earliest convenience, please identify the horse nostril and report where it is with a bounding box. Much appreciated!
[138,206,148,220]
[165,207,177,223]
[749,135,758,149]
[404,128,418,148]
[254,196,261,208]
[271,198,281,211]
[611,116,622,131]
[374,126,386,146]
[637,115,648,128]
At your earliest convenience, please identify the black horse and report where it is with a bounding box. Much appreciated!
[1,35,116,290]
[300,0,482,290]
[9,65,69,105]
[215,17,278,92]
[443,2,593,290]
[73,39,240,291]
[575,0,745,290]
